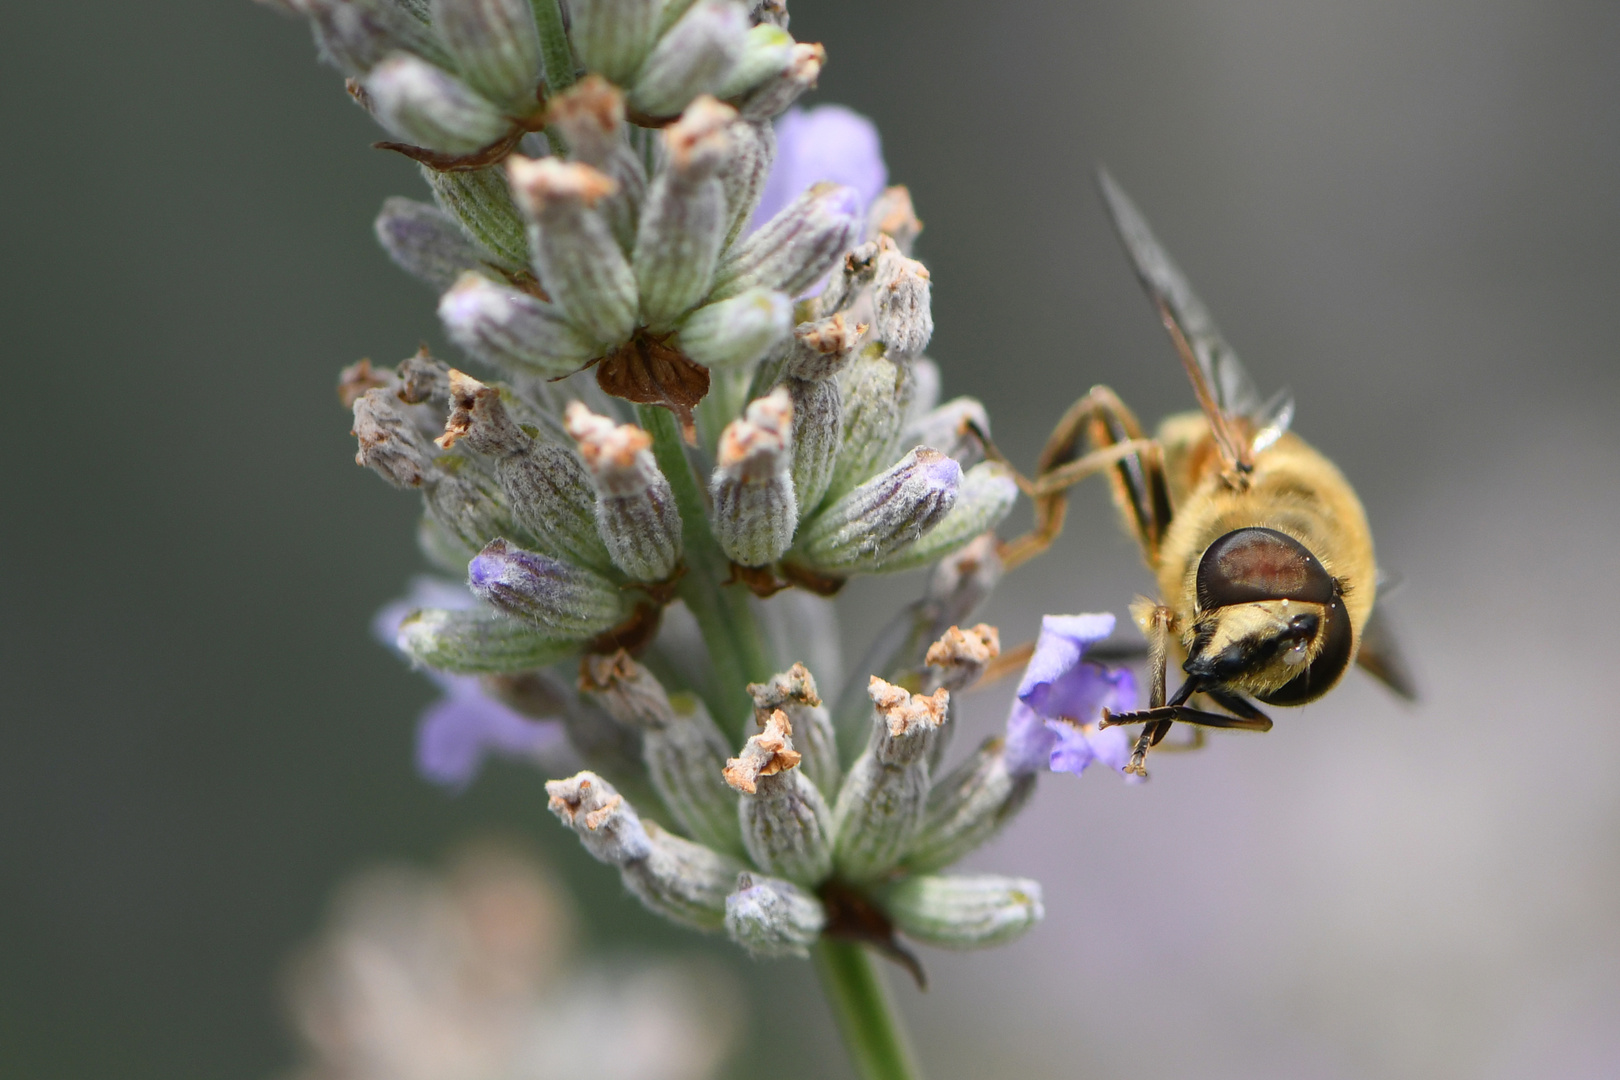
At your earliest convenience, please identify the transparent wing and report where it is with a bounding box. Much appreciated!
[1096,170,1291,459]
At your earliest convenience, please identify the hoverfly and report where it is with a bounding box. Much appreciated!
[986,171,1413,776]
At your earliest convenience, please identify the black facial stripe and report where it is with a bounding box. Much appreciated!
[1196,526,1336,610]
[1257,595,1353,706]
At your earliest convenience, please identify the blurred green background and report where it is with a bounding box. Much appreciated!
[4,1,1619,1078]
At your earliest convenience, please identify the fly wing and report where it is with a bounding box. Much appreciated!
[1355,601,1417,701]
[1096,170,1291,467]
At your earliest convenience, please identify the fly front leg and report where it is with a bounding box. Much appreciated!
[988,386,1170,570]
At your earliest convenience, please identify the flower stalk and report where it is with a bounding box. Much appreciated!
[813,940,921,1080]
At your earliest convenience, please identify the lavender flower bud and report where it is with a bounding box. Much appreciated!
[880,874,1043,949]
[710,388,796,567]
[429,0,542,111]
[633,97,736,328]
[711,182,862,300]
[628,0,749,119]
[824,350,912,501]
[724,710,833,885]
[423,165,529,270]
[783,376,838,518]
[398,606,581,673]
[468,538,625,635]
[867,461,1018,575]
[294,0,446,77]
[374,197,487,291]
[720,119,775,246]
[507,156,639,347]
[784,312,862,382]
[676,288,793,371]
[725,873,826,958]
[904,737,1035,874]
[438,370,610,570]
[545,77,647,252]
[717,24,793,99]
[814,239,880,320]
[924,624,1000,695]
[352,386,432,488]
[625,821,746,930]
[870,246,933,358]
[362,53,509,155]
[437,272,596,377]
[747,663,840,795]
[581,652,742,855]
[425,465,521,557]
[830,678,948,881]
[568,0,661,85]
[794,449,961,575]
[565,403,684,581]
[545,771,653,863]
[902,396,989,469]
[869,185,922,254]
[737,41,824,120]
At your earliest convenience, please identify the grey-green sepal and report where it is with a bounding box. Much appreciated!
[867,185,922,256]
[352,385,434,489]
[546,770,653,863]
[438,370,611,570]
[710,181,862,300]
[823,349,911,502]
[565,403,684,581]
[724,710,833,884]
[867,461,1017,575]
[719,118,774,246]
[725,873,826,958]
[710,388,796,567]
[904,736,1035,875]
[746,663,840,796]
[633,97,736,328]
[628,0,749,119]
[880,874,1043,949]
[296,0,447,76]
[569,0,661,84]
[813,238,880,320]
[507,156,639,347]
[422,165,530,269]
[362,53,509,155]
[375,197,487,290]
[784,312,862,382]
[437,272,596,377]
[544,77,647,252]
[677,288,793,370]
[581,652,744,855]
[430,0,542,110]
[717,23,793,99]
[830,678,948,882]
[901,396,989,469]
[398,606,582,673]
[794,448,962,576]
[736,40,823,120]
[626,821,743,930]
[870,244,933,358]
[784,375,839,519]
[468,538,625,635]
[427,463,522,554]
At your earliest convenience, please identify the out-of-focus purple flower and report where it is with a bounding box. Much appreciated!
[374,577,564,790]
[750,105,888,233]
[1004,613,1139,779]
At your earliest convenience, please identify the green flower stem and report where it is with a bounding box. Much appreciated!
[638,405,775,737]
[813,940,922,1080]
[530,0,575,93]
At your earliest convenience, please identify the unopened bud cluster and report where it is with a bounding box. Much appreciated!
[550,634,1043,960]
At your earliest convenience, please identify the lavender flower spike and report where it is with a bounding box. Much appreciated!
[1004,613,1139,779]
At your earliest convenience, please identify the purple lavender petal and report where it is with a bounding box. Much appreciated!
[415,681,563,790]
[750,105,888,233]
[1015,612,1116,717]
[1045,715,1136,779]
[1003,699,1058,778]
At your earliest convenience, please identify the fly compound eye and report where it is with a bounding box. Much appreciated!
[1196,527,1337,611]
[1258,596,1353,705]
